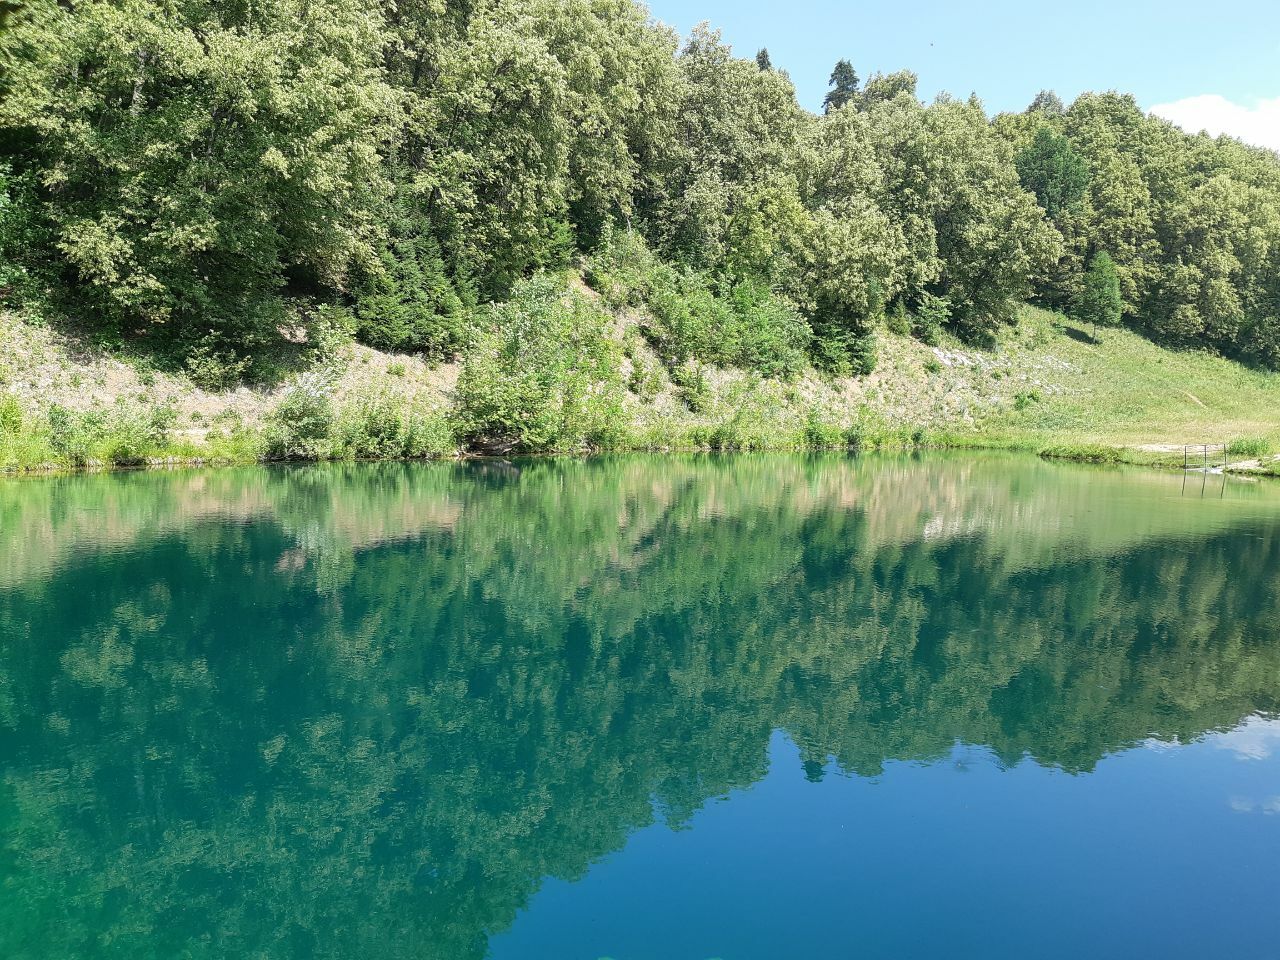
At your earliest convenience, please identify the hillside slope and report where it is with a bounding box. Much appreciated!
[2,299,1279,475]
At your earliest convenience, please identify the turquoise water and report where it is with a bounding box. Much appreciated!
[1,454,1278,959]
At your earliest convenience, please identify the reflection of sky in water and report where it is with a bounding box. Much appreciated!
[1217,716,1280,817]
[494,728,1280,960]
[1210,714,1280,761]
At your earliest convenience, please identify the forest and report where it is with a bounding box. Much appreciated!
[1,0,1279,397]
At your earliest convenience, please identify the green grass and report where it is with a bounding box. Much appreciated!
[973,307,1280,457]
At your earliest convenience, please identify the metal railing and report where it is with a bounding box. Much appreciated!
[1183,444,1227,472]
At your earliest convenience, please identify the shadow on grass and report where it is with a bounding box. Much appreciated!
[1062,325,1100,346]
[25,303,315,391]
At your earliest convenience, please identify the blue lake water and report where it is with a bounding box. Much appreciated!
[1,454,1278,959]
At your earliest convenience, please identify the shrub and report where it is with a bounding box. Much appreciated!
[589,230,811,379]
[307,304,357,366]
[804,414,847,449]
[335,393,455,460]
[912,293,950,346]
[811,325,878,377]
[627,356,664,401]
[0,394,22,434]
[1039,443,1123,464]
[1014,390,1042,410]
[185,338,251,391]
[38,401,168,467]
[1227,436,1272,458]
[0,396,55,470]
[455,275,626,452]
[353,229,474,358]
[0,163,41,303]
[263,373,336,460]
[670,362,711,414]
[47,405,95,466]
[645,266,733,366]
[96,405,161,466]
[726,281,811,379]
[584,226,658,309]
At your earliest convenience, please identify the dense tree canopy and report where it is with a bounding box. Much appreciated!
[2,1,1279,371]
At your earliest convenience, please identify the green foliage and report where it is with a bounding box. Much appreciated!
[455,275,626,452]
[1073,251,1123,330]
[15,401,171,467]
[1226,436,1272,458]
[1038,443,1124,464]
[0,162,43,304]
[803,412,847,448]
[352,192,474,357]
[1016,125,1089,219]
[670,361,711,413]
[590,230,810,378]
[1026,90,1066,116]
[335,393,455,460]
[823,59,859,114]
[810,324,877,377]
[912,293,950,346]
[639,25,804,270]
[2,0,1279,384]
[0,0,395,345]
[263,373,337,461]
[183,338,252,391]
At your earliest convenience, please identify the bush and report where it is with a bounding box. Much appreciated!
[1227,436,1272,458]
[726,281,811,379]
[584,226,658,310]
[0,163,41,302]
[455,275,626,452]
[804,414,847,449]
[912,293,950,346]
[1039,443,1123,464]
[0,397,55,470]
[263,373,336,460]
[589,230,811,379]
[47,405,95,466]
[811,324,878,377]
[645,266,733,366]
[185,338,251,391]
[0,394,22,434]
[37,401,168,467]
[335,393,455,460]
[627,355,664,401]
[97,405,162,466]
[670,362,711,414]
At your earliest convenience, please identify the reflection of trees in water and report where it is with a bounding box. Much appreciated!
[0,457,1278,959]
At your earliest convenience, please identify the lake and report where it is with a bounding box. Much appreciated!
[1,454,1278,959]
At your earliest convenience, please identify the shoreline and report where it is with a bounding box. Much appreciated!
[3,433,1276,481]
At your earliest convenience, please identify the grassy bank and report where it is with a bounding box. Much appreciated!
[3,290,1279,477]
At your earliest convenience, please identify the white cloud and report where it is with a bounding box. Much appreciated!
[1210,716,1280,761]
[1149,94,1280,153]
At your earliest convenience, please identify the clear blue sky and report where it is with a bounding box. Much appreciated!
[643,0,1280,116]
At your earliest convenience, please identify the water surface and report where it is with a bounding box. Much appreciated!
[1,454,1279,959]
